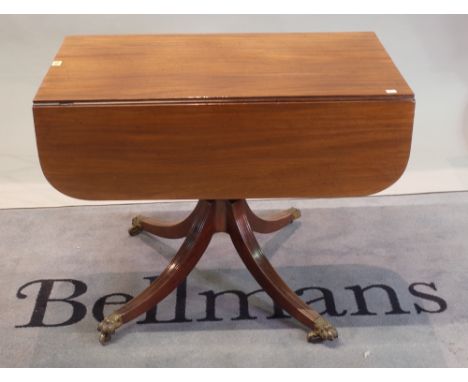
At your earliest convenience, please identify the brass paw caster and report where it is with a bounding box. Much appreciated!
[287,207,301,220]
[97,313,123,345]
[128,216,143,236]
[306,316,338,343]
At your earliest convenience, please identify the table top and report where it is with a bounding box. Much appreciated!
[33,32,415,200]
[34,32,413,104]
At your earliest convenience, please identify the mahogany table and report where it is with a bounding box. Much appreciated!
[33,32,414,345]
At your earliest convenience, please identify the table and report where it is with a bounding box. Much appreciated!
[33,33,415,345]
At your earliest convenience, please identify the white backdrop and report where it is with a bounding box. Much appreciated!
[0,15,467,208]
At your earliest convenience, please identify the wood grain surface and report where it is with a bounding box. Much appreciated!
[33,99,414,200]
[34,32,413,103]
[33,33,415,200]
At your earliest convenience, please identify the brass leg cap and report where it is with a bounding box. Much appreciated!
[97,313,123,346]
[287,208,301,220]
[307,317,338,343]
[128,216,143,236]
[128,225,143,236]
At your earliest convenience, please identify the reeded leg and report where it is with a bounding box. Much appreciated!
[101,199,336,345]
[99,201,216,345]
[129,200,206,238]
[242,200,301,234]
[227,200,337,343]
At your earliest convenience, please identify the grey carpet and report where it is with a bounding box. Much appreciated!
[1,192,468,367]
